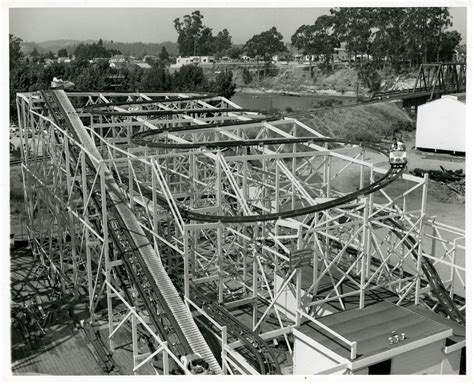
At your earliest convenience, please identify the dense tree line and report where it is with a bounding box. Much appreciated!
[291,7,462,72]
[9,34,235,122]
[173,8,461,75]
[74,39,122,59]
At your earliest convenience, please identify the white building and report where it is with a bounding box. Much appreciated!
[109,55,127,69]
[171,56,215,68]
[416,95,466,153]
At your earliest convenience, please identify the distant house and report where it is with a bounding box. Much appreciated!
[133,62,152,69]
[57,57,72,63]
[292,54,303,62]
[271,54,290,64]
[143,55,159,62]
[44,58,55,67]
[170,56,215,69]
[302,54,318,63]
[109,55,127,69]
[333,45,349,62]
[92,57,109,64]
[416,95,466,153]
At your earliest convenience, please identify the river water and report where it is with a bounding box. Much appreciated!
[231,91,356,111]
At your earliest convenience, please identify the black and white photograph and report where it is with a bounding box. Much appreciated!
[4,1,472,379]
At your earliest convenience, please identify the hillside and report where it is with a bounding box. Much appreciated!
[21,39,179,57]
[295,103,414,142]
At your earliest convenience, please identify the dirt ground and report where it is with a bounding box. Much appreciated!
[401,131,465,228]
[365,130,466,229]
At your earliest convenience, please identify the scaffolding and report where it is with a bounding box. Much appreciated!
[16,91,465,375]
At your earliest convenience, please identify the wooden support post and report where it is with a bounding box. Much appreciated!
[360,198,368,309]
[221,326,228,375]
[82,151,94,320]
[366,167,374,279]
[359,149,365,190]
[132,310,138,375]
[162,341,169,375]
[313,213,319,297]
[100,163,114,350]
[184,227,190,305]
[252,248,258,330]
[218,224,224,304]
[296,225,303,326]
[415,173,428,305]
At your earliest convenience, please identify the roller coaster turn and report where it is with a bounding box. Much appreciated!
[17,89,465,375]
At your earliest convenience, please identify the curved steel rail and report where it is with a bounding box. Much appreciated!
[83,97,403,224]
[133,133,403,223]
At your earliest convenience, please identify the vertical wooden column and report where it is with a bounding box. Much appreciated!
[313,213,319,297]
[183,226,190,306]
[100,162,114,350]
[359,198,369,309]
[221,326,228,375]
[295,225,303,327]
[132,310,138,375]
[217,224,224,304]
[82,151,94,320]
[359,149,365,190]
[366,167,374,279]
[415,173,428,305]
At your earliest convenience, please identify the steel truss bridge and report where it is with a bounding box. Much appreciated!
[371,63,466,107]
[16,90,465,375]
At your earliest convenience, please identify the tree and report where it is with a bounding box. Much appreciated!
[9,34,23,69]
[159,46,170,62]
[140,64,172,91]
[369,8,407,72]
[174,10,233,57]
[209,70,236,99]
[226,45,242,60]
[291,15,339,73]
[214,29,232,57]
[437,30,462,62]
[174,10,206,56]
[244,26,286,62]
[30,47,41,63]
[403,7,452,64]
[242,67,253,84]
[291,24,317,72]
[358,61,382,92]
[330,8,374,67]
[57,48,68,58]
[74,40,116,60]
[196,26,214,56]
[172,64,207,92]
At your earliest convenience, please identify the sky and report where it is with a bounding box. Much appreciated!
[9,6,468,45]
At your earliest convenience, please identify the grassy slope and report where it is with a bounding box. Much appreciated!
[296,102,414,142]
